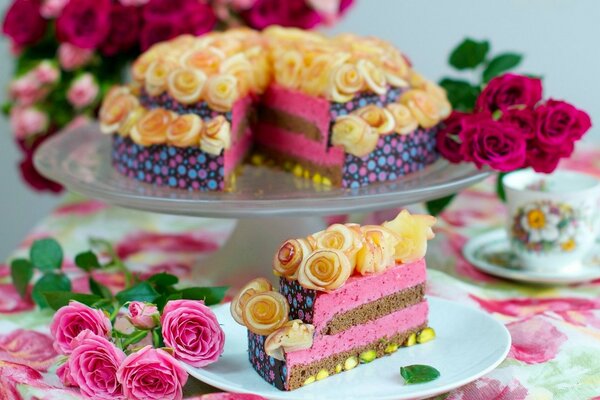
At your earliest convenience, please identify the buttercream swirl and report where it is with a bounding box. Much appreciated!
[200,115,231,155]
[385,103,419,135]
[399,89,441,129]
[167,68,206,105]
[167,114,203,147]
[130,108,173,146]
[331,115,379,157]
[99,88,139,134]
[353,104,395,135]
[205,74,239,112]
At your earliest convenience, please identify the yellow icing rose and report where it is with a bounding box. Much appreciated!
[381,51,410,88]
[230,277,273,325]
[274,50,303,90]
[297,249,353,291]
[200,115,231,155]
[399,89,441,129]
[130,108,173,146]
[220,53,254,95]
[181,47,226,75]
[356,59,387,95]
[331,115,379,157]
[329,63,364,102]
[167,114,203,147]
[131,46,164,83]
[423,81,452,119]
[311,223,364,267]
[382,210,436,264]
[353,105,396,135]
[273,238,313,279]
[245,46,271,92]
[385,103,419,135]
[205,74,239,112]
[144,59,177,96]
[242,291,289,336]
[117,106,146,137]
[167,68,206,105]
[264,320,315,361]
[99,91,139,134]
[355,225,400,275]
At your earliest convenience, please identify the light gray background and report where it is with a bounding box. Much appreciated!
[0,0,599,259]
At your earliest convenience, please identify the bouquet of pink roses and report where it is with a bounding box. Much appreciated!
[1,0,354,192]
[51,299,225,400]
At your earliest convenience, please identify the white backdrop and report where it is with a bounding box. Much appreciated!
[0,0,598,258]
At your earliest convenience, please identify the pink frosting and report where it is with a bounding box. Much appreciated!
[286,301,428,368]
[311,259,426,333]
[224,96,254,175]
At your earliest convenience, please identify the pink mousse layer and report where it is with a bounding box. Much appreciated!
[223,96,253,175]
[311,259,426,333]
[286,301,428,368]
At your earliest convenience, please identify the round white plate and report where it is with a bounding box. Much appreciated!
[184,297,510,400]
[464,229,600,284]
[34,122,489,218]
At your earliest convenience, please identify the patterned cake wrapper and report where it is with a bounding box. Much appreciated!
[248,331,288,390]
[280,277,317,324]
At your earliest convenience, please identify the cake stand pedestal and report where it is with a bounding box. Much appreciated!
[35,122,490,286]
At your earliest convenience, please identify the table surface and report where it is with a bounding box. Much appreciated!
[2,149,600,400]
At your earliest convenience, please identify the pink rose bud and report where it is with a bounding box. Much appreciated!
[117,346,188,400]
[40,0,70,18]
[67,73,99,109]
[57,42,94,71]
[68,331,126,400]
[49,301,112,354]
[34,61,60,85]
[9,74,45,106]
[56,362,77,388]
[161,300,225,368]
[10,107,49,140]
[128,301,159,330]
[118,0,149,5]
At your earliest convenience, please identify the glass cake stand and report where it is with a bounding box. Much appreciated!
[34,122,490,284]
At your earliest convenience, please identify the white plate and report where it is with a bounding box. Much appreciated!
[463,229,600,284]
[184,297,510,400]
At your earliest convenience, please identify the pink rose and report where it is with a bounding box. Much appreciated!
[34,61,60,85]
[128,301,159,330]
[49,301,112,354]
[40,0,70,18]
[67,73,99,109]
[460,117,527,172]
[100,3,141,56]
[9,74,47,106]
[534,99,592,149]
[117,346,188,400]
[56,0,111,49]
[67,331,126,399]
[242,0,322,29]
[119,0,149,5]
[161,299,225,367]
[56,362,77,387]
[476,73,543,113]
[1,0,48,46]
[499,107,537,139]
[57,42,94,71]
[10,107,49,140]
[436,111,469,164]
[507,316,567,364]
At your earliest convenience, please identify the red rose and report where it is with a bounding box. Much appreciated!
[56,0,111,49]
[184,1,217,35]
[2,0,47,47]
[19,153,63,193]
[101,3,141,56]
[499,107,537,138]
[476,73,542,113]
[243,0,323,29]
[436,111,469,163]
[535,99,592,149]
[140,19,183,51]
[460,118,527,172]
[525,145,568,174]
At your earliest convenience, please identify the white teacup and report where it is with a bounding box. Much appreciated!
[503,169,600,272]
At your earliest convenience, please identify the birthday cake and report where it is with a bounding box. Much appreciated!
[99,27,451,191]
[230,210,437,390]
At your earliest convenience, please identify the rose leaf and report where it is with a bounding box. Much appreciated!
[42,291,103,311]
[10,258,34,298]
[449,38,490,70]
[483,53,523,82]
[439,78,480,112]
[32,273,72,308]
[425,194,456,217]
[74,250,101,272]
[30,238,63,272]
[400,364,440,384]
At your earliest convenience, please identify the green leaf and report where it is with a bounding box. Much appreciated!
[10,259,34,298]
[483,53,523,82]
[116,282,159,304]
[178,286,229,306]
[400,364,441,384]
[42,291,103,311]
[32,273,72,308]
[449,38,490,70]
[74,251,101,272]
[425,195,456,217]
[2,102,12,115]
[155,292,183,312]
[439,78,480,112]
[30,238,63,272]
[147,273,179,287]
[89,277,113,299]
[496,172,508,202]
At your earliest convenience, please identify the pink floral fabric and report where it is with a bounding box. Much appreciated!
[1,148,600,399]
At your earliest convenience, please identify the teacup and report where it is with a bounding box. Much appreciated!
[503,169,600,272]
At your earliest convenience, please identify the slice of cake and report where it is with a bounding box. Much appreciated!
[230,210,437,390]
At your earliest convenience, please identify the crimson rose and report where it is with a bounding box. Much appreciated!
[2,0,47,47]
[243,0,323,29]
[476,73,542,113]
[56,0,111,49]
[435,111,469,163]
[534,99,592,149]
[500,107,537,138]
[101,3,141,56]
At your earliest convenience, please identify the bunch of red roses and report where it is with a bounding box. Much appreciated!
[50,299,225,400]
[437,73,592,174]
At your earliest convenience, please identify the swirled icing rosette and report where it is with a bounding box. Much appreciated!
[297,249,353,292]
[264,320,315,361]
[99,87,139,134]
[230,277,273,325]
[205,74,239,112]
[273,238,313,279]
[331,115,379,157]
[353,105,395,135]
[220,53,255,96]
[130,108,173,146]
[356,59,387,95]
[181,47,226,75]
[167,114,203,147]
[144,59,177,96]
[242,291,290,336]
[355,225,400,275]
[383,209,436,264]
[167,68,206,105]
[274,50,304,91]
[385,103,419,135]
[329,63,364,102]
[310,224,363,267]
[399,89,442,129]
[200,115,231,155]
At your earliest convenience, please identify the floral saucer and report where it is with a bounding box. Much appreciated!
[463,229,600,284]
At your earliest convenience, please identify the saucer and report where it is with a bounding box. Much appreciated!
[463,229,600,284]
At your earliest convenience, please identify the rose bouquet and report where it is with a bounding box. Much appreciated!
[1,0,355,192]
[429,39,592,215]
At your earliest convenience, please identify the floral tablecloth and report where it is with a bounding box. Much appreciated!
[2,148,600,400]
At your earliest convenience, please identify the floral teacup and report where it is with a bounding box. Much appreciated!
[503,169,600,272]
